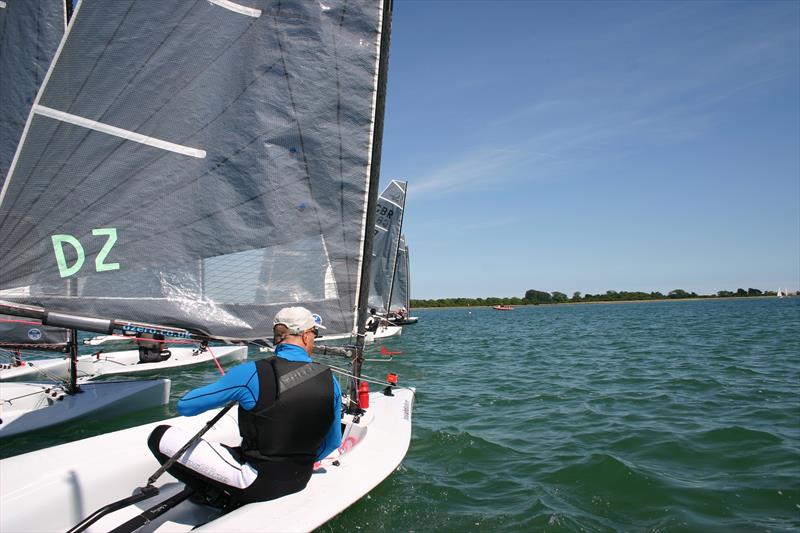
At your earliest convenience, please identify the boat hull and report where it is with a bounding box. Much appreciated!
[0,387,414,532]
[0,379,171,438]
[0,346,247,382]
[78,345,248,378]
[389,316,418,325]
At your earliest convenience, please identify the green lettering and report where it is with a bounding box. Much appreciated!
[93,228,120,272]
[51,234,85,278]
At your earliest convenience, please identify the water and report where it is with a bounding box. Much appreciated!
[2,298,799,531]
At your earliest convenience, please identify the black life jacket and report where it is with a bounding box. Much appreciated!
[239,356,333,463]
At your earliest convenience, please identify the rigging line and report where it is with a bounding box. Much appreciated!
[325,362,416,396]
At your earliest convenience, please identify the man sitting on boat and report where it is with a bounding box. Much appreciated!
[136,333,172,363]
[147,307,342,509]
[366,308,381,333]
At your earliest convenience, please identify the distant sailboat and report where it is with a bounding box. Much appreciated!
[389,235,418,325]
[777,288,784,298]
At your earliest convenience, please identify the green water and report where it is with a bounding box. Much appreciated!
[2,297,798,531]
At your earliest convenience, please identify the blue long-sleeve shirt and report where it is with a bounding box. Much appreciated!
[177,344,342,461]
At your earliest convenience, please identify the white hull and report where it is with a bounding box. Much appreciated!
[316,324,402,345]
[0,356,79,382]
[78,345,248,378]
[0,379,171,438]
[0,387,415,532]
[83,334,138,348]
[1,346,246,382]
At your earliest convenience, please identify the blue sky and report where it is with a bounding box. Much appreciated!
[379,0,800,299]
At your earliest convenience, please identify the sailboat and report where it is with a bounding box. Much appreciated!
[0,0,412,531]
[777,288,784,298]
[0,0,170,436]
[388,235,418,325]
[364,179,408,339]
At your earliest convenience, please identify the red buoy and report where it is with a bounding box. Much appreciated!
[358,381,369,409]
[386,373,398,385]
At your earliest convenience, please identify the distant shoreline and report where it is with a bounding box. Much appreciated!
[411,295,788,311]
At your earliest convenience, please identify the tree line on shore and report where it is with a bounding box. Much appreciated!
[410,288,780,308]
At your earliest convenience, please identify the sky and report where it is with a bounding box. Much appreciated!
[377,0,800,299]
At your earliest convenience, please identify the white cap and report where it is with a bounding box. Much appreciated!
[273,307,327,335]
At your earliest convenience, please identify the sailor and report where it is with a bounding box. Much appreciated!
[147,307,342,509]
[366,308,380,333]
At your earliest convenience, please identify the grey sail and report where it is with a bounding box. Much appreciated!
[0,0,391,341]
[389,235,409,313]
[0,0,65,184]
[0,0,67,349]
[367,179,406,313]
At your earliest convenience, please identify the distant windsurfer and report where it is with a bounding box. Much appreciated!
[147,307,342,510]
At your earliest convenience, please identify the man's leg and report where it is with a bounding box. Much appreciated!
[147,425,258,507]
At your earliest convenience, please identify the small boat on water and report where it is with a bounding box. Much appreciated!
[492,305,514,311]
[388,236,419,326]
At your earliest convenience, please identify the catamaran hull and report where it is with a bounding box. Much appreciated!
[0,379,171,438]
[0,387,414,532]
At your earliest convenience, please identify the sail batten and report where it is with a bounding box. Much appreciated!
[33,105,207,158]
[209,0,262,18]
[0,0,392,341]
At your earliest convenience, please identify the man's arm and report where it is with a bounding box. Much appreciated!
[177,361,259,416]
[316,377,343,460]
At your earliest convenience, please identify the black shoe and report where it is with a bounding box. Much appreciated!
[189,487,231,510]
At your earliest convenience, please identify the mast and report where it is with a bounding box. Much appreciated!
[350,0,394,406]
[66,328,80,395]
